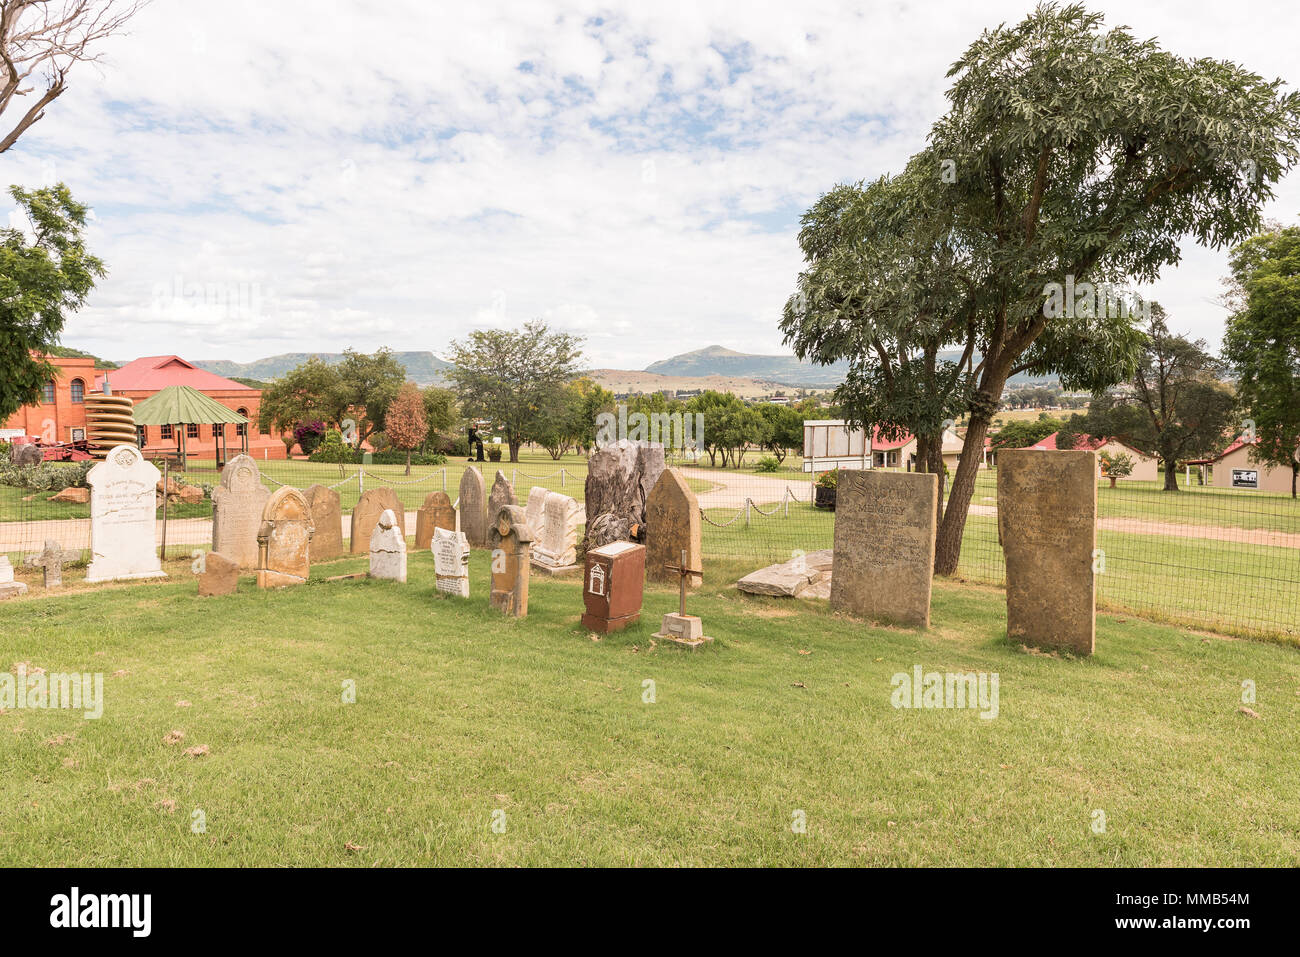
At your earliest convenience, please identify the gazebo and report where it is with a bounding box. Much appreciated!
[132,385,250,467]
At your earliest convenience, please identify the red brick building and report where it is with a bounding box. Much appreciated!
[2,353,286,460]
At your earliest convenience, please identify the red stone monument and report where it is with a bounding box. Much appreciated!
[581,541,646,634]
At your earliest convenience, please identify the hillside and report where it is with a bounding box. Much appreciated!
[588,368,795,400]
[645,345,849,387]
[193,351,453,385]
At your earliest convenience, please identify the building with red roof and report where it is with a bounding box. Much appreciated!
[3,353,285,462]
[1027,431,1159,482]
[1190,437,1298,493]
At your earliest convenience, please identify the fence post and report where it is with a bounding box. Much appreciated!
[512,468,517,487]
[560,468,565,489]
[358,467,364,496]
[160,459,169,562]
[745,499,751,527]
[442,468,446,492]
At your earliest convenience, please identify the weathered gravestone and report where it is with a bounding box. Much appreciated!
[645,468,702,587]
[211,454,271,568]
[528,489,584,574]
[581,540,645,633]
[304,484,344,561]
[524,485,550,534]
[415,491,456,550]
[198,551,239,597]
[458,467,488,548]
[998,449,1097,655]
[0,556,29,600]
[86,445,167,584]
[583,440,665,551]
[256,487,314,588]
[829,470,937,628]
[432,526,470,598]
[369,509,408,582]
[25,539,75,588]
[488,470,517,525]
[488,505,532,617]
[350,487,404,554]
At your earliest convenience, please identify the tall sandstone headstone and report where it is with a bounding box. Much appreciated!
[211,454,271,568]
[488,505,532,617]
[458,467,488,548]
[257,487,314,588]
[350,487,404,554]
[829,470,936,628]
[645,468,702,586]
[304,484,344,561]
[86,445,167,584]
[488,470,517,525]
[998,449,1098,655]
[583,440,665,551]
[415,491,456,550]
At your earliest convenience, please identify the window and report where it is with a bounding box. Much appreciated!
[161,424,173,440]
[236,408,249,437]
[186,423,200,439]
[70,378,85,403]
[42,380,55,404]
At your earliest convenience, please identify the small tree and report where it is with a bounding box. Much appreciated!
[384,382,426,475]
[1098,450,1134,488]
[421,386,457,454]
[258,357,344,439]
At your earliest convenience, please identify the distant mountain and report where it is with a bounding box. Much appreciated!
[193,352,453,386]
[644,344,1055,388]
[645,346,849,387]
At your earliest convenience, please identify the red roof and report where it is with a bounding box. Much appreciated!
[1030,431,1109,452]
[871,426,914,451]
[95,356,252,393]
[1191,438,1251,465]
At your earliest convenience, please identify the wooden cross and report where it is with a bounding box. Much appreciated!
[663,548,703,617]
[25,539,75,589]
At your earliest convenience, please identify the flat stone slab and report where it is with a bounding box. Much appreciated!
[736,549,833,598]
[529,561,582,578]
[0,581,29,600]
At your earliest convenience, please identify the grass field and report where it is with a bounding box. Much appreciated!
[3,549,1298,866]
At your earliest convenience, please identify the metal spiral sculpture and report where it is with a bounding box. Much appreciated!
[83,392,138,458]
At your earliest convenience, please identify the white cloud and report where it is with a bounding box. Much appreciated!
[1,0,1296,369]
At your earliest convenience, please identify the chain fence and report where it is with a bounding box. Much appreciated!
[2,454,1296,642]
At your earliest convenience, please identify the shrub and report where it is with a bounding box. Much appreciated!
[0,460,93,491]
[308,429,351,464]
[754,456,781,473]
[293,420,326,456]
[487,445,503,462]
[815,469,838,490]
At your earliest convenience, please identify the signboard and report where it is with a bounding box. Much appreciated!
[802,420,870,472]
[70,428,86,442]
[1232,469,1259,489]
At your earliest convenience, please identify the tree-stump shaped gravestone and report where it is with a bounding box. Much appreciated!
[198,551,239,597]
[304,484,344,561]
[458,467,488,548]
[433,526,470,598]
[415,491,456,550]
[830,470,937,628]
[645,468,702,587]
[583,440,665,551]
[369,509,408,583]
[488,470,517,525]
[211,454,271,568]
[350,487,403,554]
[86,445,167,584]
[257,487,315,588]
[998,449,1098,655]
[25,539,75,589]
[488,505,533,617]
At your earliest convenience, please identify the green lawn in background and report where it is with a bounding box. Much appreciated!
[3,549,1298,866]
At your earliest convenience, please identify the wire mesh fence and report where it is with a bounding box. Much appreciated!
[2,454,1296,642]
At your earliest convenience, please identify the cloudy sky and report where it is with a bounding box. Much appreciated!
[5,0,1299,371]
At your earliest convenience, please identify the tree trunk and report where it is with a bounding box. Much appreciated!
[405,449,411,476]
[1292,462,1297,499]
[935,410,995,576]
[1162,456,1180,491]
[508,438,521,463]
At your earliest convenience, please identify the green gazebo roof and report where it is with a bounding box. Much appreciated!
[131,385,249,426]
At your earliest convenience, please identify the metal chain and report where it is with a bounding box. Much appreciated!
[360,468,445,487]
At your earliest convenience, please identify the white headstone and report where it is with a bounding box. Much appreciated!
[86,445,167,584]
[0,555,13,584]
[0,555,26,599]
[524,486,550,532]
[368,508,407,582]
[531,491,583,568]
[432,526,470,598]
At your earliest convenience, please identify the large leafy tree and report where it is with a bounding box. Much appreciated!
[420,385,458,453]
[445,321,585,463]
[257,356,344,438]
[0,183,104,421]
[758,402,803,463]
[384,382,426,475]
[1223,226,1300,496]
[333,348,407,448]
[1082,307,1238,490]
[785,3,1300,573]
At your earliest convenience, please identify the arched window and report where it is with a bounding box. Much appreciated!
[70,378,85,403]
[41,380,55,404]
[236,408,249,437]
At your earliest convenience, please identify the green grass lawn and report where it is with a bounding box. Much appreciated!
[3,551,1298,866]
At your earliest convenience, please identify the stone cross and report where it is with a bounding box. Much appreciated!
[664,549,702,617]
[655,548,710,648]
[25,539,75,588]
